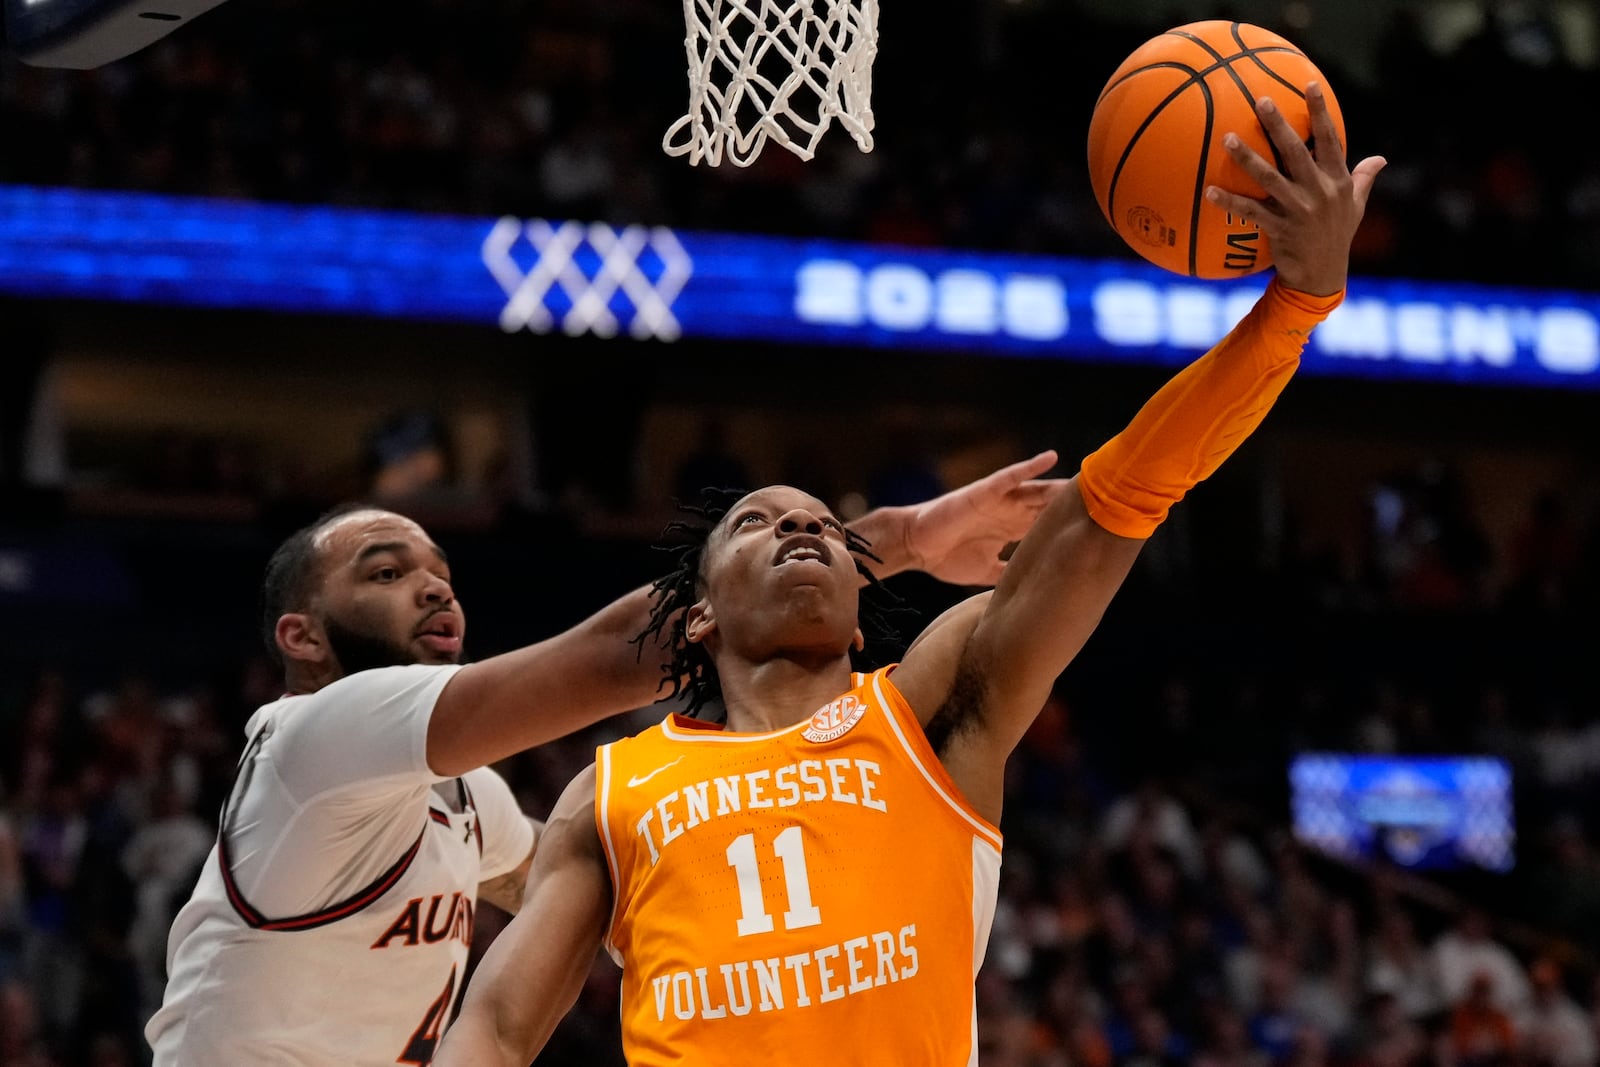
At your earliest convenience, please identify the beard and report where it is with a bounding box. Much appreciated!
[323,615,421,675]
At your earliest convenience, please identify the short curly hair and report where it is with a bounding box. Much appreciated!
[632,489,906,719]
[258,501,381,666]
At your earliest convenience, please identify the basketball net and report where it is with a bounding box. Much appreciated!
[664,0,879,167]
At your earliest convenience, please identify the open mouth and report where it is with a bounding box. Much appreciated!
[415,611,462,652]
[773,535,832,569]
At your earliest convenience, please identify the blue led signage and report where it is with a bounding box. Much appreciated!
[2,184,1596,389]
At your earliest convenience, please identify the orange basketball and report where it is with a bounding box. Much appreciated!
[1087,21,1345,279]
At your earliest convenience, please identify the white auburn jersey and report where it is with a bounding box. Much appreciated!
[146,665,533,1067]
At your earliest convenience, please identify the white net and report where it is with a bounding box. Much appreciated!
[664,0,879,168]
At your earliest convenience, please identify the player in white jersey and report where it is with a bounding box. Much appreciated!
[147,667,531,1066]
[146,458,1072,1066]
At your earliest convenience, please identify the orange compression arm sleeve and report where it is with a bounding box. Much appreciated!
[1077,278,1343,540]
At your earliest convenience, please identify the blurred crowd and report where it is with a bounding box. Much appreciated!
[2,0,1599,289]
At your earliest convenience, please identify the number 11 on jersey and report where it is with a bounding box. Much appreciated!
[726,826,822,937]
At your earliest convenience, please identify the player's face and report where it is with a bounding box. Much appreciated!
[693,487,860,656]
[310,510,465,672]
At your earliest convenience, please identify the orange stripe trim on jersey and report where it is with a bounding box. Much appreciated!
[459,777,484,857]
[214,726,431,933]
[870,670,1003,851]
[219,825,427,932]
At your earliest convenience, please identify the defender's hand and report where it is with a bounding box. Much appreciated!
[1205,82,1386,297]
[899,450,1066,587]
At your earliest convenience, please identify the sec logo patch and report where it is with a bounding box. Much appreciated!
[803,695,867,743]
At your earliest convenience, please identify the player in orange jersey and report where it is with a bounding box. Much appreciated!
[436,85,1384,1067]
[144,460,1070,1067]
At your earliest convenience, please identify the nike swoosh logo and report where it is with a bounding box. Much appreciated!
[628,757,684,788]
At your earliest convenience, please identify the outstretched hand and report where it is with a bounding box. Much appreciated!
[898,450,1066,586]
[1204,82,1386,297]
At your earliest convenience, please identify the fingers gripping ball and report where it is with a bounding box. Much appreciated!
[1087,21,1345,279]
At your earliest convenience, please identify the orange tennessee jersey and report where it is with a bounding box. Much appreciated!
[596,667,1003,1066]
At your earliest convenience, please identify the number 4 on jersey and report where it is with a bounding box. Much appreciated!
[726,826,822,937]
[397,964,457,1065]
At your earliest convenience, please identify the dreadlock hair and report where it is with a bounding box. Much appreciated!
[258,501,382,668]
[631,488,909,721]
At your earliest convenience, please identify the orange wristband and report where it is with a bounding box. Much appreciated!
[1077,278,1343,539]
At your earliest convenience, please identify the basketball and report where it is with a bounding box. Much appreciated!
[1087,21,1346,279]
